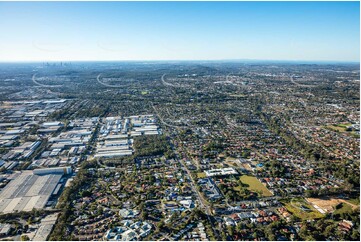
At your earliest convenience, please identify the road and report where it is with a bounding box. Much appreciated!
[173,148,220,240]
[177,154,209,213]
[150,102,184,130]
[96,74,124,88]
[32,74,63,88]
[290,75,314,88]
[161,73,178,87]
[152,100,221,238]
[161,73,189,88]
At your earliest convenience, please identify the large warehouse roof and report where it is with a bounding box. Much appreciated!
[0,171,62,214]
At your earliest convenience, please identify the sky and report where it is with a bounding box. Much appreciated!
[0,1,359,62]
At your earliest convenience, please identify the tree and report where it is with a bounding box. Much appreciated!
[156,219,165,232]
[27,217,34,225]
[221,230,227,241]
[20,235,30,241]
[351,229,360,240]
[264,224,276,241]
[81,190,92,197]
[227,226,235,238]
[140,210,147,220]
[305,189,317,198]
[323,224,335,238]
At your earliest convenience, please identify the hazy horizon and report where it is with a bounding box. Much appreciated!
[0,59,360,65]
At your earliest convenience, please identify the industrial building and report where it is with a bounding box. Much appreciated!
[95,115,160,159]
[33,166,72,175]
[0,167,70,214]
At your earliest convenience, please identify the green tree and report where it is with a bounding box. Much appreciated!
[20,235,30,241]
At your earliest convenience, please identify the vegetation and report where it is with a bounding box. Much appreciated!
[196,172,206,178]
[298,213,360,241]
[49,160,98,240]
[334,203,353,215]
[281,198,324,220]
[133,135,173,158]
[239,175,273,197]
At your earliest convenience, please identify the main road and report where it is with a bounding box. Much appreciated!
[32,74,63,88]
[172,148,220,240]
[290,75,314,88]
[96,74,124,88]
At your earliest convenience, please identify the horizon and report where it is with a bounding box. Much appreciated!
[0,1,360,62]
[0,58,359,65]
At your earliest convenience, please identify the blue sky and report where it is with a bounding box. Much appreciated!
[0,1,359,62]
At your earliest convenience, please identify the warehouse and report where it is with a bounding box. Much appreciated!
[95,115,160,159]
[94,150,133,158]
[33,167,72,175]
[0,168,70,214]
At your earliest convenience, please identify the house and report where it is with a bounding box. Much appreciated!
[339,220,353,232]
[179,200,195,209]
[0,224,11,236]
[104,221,152,241]
[229,213,240,222]
[119,209,139,218]
[121,229,137,241]
[224,217,235,226]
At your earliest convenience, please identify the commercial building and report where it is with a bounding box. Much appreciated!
[204,168,238,177]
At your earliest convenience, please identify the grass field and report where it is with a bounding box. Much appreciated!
[348,198,360,206]
[333,203,353,215]
[283,198,324,220]
[325,123,359,138]
[326,123,352,132]
[224,157,240,167]
[225,157,237,162]
[197,172,206,178]
[326,125,345,132]
[336,123,352,128]
[239,175,273,197]
[229,94,246,98]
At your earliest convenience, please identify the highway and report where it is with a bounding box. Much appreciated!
[161,73,178,87]
[32,74,63,88]
[290,75,314,88]
[150,102,185,130]
[161,73,189,88]
[96,74,124,88]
